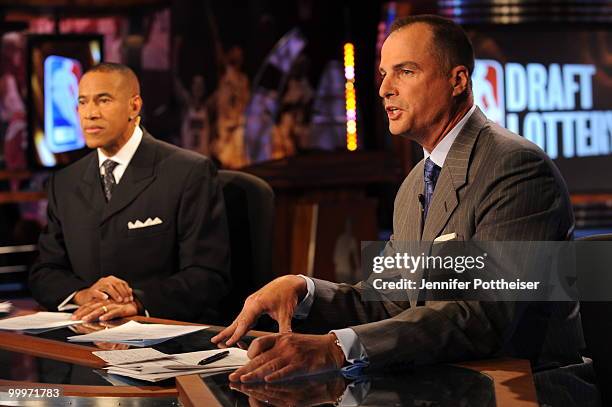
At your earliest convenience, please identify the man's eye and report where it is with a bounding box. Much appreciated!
[99,98,111,104]
[402,69,413,75]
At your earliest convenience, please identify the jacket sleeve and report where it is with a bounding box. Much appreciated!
[29,174,89,310]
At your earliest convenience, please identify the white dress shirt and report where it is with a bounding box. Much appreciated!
[97,126,143,183]
[294,105,477,367]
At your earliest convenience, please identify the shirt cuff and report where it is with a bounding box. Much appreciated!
[293,275,315,319]
[330,328,369,365]
[57,291,79,311]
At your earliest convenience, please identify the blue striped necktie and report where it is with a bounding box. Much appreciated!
[423,157,441,220]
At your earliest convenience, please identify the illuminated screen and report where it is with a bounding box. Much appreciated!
[468,26,612,193]
[27,35,102,168]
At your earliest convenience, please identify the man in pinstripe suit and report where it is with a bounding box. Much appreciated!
[214,15,599,405]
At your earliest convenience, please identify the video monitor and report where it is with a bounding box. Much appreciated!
[468,25,612,193]
[27,35,103,168]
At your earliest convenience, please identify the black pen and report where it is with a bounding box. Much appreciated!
[197,350,230,366]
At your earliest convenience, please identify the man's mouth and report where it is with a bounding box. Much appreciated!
[84,126,104,135]
[385,106,402,120]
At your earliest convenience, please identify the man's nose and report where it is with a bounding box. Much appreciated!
[379,76,397,99]
[80,103,100,119]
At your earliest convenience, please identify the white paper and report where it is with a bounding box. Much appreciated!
[100,347,248,382]
[67,320,208,346]
[0,301,12,313]
[93,347,170,365]
[0,312,82,331]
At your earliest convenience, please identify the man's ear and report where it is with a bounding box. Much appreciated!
[130,95,143,118]
[450,65,470,97]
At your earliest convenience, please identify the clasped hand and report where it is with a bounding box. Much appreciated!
[71,275,141,322]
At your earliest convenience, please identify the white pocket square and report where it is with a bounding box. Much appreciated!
[433,232,457,243]
[128,217,163,230]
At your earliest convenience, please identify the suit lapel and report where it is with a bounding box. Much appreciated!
[397,162,424,241]
[100,130,158,225]
[421,107,487,241]
[76,152,106,213]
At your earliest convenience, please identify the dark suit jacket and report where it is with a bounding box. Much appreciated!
[299,109,595,395]
[29,129,231,323]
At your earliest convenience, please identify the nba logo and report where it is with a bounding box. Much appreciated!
[473,59,505,126]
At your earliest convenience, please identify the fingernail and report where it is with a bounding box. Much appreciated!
[117,297,122,302]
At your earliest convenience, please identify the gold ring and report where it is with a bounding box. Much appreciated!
[102,305,108,313]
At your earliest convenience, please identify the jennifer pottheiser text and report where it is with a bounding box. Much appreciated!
[372,278,541,291]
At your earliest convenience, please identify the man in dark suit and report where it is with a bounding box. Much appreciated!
[29,63,230,323]
[211,15,599,405]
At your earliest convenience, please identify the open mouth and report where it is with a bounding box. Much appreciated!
[385,106,402,120]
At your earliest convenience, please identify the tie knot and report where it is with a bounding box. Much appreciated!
[102,159,119,176]
[424,157,440,185]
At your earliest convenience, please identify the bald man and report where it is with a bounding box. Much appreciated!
[29,63,231,323]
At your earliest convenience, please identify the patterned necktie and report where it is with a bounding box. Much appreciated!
[423,157,441,221]
[101,159,119,202]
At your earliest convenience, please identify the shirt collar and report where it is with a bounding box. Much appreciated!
[423,104,476,168]
[97,126,143,169]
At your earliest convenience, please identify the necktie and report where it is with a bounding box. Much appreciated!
[423,157,441,220]
[101,159,119,202]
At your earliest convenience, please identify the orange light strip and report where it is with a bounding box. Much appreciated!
[344,43,358,151]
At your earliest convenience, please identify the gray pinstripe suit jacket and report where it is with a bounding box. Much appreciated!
[300,108,598,403]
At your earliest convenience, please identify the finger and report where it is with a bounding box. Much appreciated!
[73,302,100,319]
[114,280,132,302]
[241,357,287,383]
[211,320,238,344]
[99,304,124,321]
[101,302,138,321]
[264,365,298,382]
[100,284,123,303]
[229,353,274,382]
[247,335,278,359]
[276,310,293,333]
[90,289,109,301]
[81,305,107,322]
[225,312,258,346]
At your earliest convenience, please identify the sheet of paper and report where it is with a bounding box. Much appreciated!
[101,347,248,382]
[0,312,82,331]
[0,301,12,313]
[93,348,170,365]
[67,320,208,345]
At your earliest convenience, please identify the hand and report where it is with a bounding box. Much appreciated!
[72,299,142,322]
[229,373,347,406]
[212,275,308,347]
[74,275,134,305]
[228,332,345,383]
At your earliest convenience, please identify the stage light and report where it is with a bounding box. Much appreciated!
[344,42,358,151]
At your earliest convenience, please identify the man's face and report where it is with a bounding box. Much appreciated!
[77,71,139,152]
[379,24,454,140]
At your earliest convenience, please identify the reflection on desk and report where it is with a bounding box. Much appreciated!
[205,365,495,407]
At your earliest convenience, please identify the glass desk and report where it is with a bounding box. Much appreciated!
[203,366,496,407]
[0,313,538,406]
